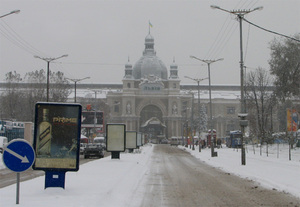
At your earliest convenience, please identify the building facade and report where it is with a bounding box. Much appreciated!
[106,32,244,142]
[106,32,195,142]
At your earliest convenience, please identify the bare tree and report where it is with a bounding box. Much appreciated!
[245,68,277,155]
[49,71,71,102]
[1,71,24,120]
[1,70,71,122]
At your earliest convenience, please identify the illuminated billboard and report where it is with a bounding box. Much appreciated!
[106,124,126,152]
[33,102,82,171]
[81,111,104,132]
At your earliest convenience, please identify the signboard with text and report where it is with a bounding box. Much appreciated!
[32,102,82,171]
[81,111,104,132]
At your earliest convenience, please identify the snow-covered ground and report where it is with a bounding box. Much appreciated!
[181,144,300,199]
[0,143,299,206]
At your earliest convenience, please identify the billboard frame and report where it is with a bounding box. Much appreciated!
[106,124,126,152]
[137,132,142,147]
[126,131,137,150]
[32,102,82,172]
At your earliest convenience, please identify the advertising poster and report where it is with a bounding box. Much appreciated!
[126,131,137,149]
[33,102,82,171]
[106,124,126,152]
[287,109,298,132]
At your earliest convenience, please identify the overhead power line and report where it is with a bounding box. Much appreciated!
[243,17,300,43]
[0,20,48,56]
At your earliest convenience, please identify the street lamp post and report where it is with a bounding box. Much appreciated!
[0,10,20,18]
[34,54,68,102]
[190,56,223,157]
[185,76,208,152]
[190,92,194,150]
[88,89,103,135]
[66,77,90,103]
[211,5,262,165]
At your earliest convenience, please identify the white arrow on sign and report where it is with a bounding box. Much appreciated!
[5,148,29,163]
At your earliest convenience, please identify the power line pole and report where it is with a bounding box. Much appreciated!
[211,5,263,165]
[190,56,223,157]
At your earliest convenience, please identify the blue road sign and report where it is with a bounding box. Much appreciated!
[3,139,35,172]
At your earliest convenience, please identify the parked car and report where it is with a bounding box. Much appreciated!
[160,138,169,144]
[84,143,104,159]
[94,137,106,150]
[0,136,8,153]
[80,143,87,155]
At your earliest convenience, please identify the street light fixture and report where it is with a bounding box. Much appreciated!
[0,10,20,18]
[87,89,104,136]
[184,75,208,152]
[34,54,68,102]
[66,77,90,103]
[211,5,262,165]
[190,56,223,157]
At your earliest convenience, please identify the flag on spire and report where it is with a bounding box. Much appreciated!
[149,21,153,28]
[148,21,153,34]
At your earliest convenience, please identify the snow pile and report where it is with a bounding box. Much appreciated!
[0,145,153,207]
[180,144,300,198]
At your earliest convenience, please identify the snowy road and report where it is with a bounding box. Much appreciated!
[1,144,300,206]
[140,145,300,207]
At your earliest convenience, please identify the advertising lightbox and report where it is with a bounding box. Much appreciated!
[137,132,142,147]
[106,124,126,152]
[33,102,82,171]
[126,131,137,150]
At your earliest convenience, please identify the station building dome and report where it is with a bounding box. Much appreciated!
[132,33,168,80]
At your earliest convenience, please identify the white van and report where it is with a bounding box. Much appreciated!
[170,137,179,146]
[0,136,8,153]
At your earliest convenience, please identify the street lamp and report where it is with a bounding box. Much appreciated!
[88,89,103,105]
[181,107,191,148]
[185,76,208,152]
[190,56,223,157]
[66,77,90,103]
[211,5,262,165]
[0,10,20,18]
[88,89,104,136]
[34,54,68,102]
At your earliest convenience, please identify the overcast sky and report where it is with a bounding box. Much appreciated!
[1,0,299,86]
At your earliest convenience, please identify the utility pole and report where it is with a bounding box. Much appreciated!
[190,56,223,157]
[211,5,263,165]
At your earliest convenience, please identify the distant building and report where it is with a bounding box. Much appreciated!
[106,32,244,141]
